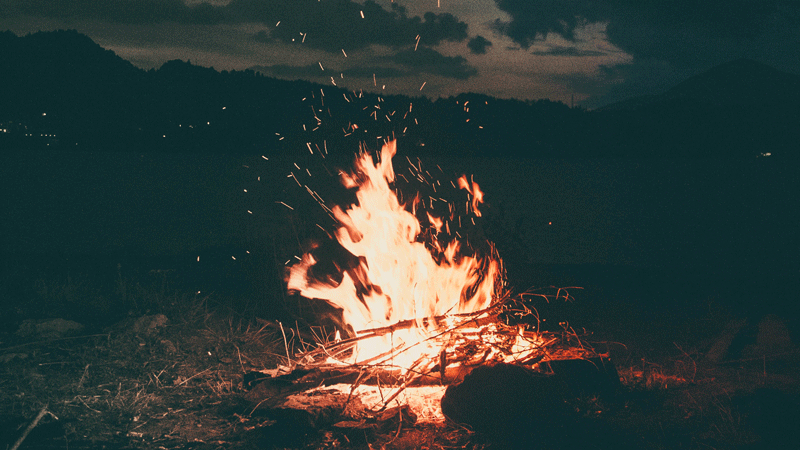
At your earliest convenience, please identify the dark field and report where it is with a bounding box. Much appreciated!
[1,150,799,448]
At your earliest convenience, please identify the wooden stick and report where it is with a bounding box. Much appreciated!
[11,404,49,450]
[299,308,500,363]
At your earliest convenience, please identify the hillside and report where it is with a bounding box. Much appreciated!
[2,30,799,158]
[601,59,800,111]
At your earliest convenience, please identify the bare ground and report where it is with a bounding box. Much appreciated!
[2,291,799,450]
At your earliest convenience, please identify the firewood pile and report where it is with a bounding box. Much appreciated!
[248,288,613,427]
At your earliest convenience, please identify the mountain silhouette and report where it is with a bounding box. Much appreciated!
[1,30,798,158]
[600,59,800,112]
[591,59,800,157]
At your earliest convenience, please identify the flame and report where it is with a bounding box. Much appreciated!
[287,140,502,370]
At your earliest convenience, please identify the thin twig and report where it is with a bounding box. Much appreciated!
[11,404,50,450]
[77,364,90,389]
[279,322,292,366]
[176,368,211,386]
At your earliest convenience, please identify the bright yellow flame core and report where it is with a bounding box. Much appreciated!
[287,140,502,368]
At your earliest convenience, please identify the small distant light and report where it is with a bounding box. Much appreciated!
[548,221,553,225]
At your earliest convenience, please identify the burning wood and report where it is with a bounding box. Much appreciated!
[267,140,609,426]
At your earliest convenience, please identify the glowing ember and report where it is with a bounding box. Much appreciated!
[287,140,503,371]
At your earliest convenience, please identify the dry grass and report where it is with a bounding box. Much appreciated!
[2,273,798,449]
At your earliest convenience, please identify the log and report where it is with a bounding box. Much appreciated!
[440,357,621,447]
[441,364,571,433]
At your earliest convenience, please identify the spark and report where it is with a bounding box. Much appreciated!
[419,82,426,91]
[276,201,294,210]
[360,10,365,18]
[415,35,421,51]
[341,49,347,57]
[319,62,324,71]
[262,155,268,160]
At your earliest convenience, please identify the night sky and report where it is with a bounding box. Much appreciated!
[2,0,799,108]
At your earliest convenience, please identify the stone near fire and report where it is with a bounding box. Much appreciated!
[441,363,571,444]
[131,313,168,335]
[15,318,84,339]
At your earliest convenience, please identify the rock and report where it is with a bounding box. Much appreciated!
[441,363,571,445]
[15,318,84,339]
[707,315,797,362]
[546,357,621,398]
[742,314,796,359]
[705,318,747,363]
[441,361,632,449]
[131,314,168,335]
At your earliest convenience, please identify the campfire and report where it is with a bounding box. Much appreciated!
[258,140,607,426]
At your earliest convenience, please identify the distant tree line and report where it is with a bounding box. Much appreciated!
[2,30,798,158]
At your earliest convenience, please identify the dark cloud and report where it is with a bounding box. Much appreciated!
[491,0,600,48]
[387,47,477,79]
[258,2,468,52]
[492,1,800,63]
[2,0,470,53]
[0,0,222,24]
[531,45,604,57]
[249,46,477,81]
[492,0,800,106]
[468,35,492,54]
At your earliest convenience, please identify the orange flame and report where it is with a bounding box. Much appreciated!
[287,140,502,369]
